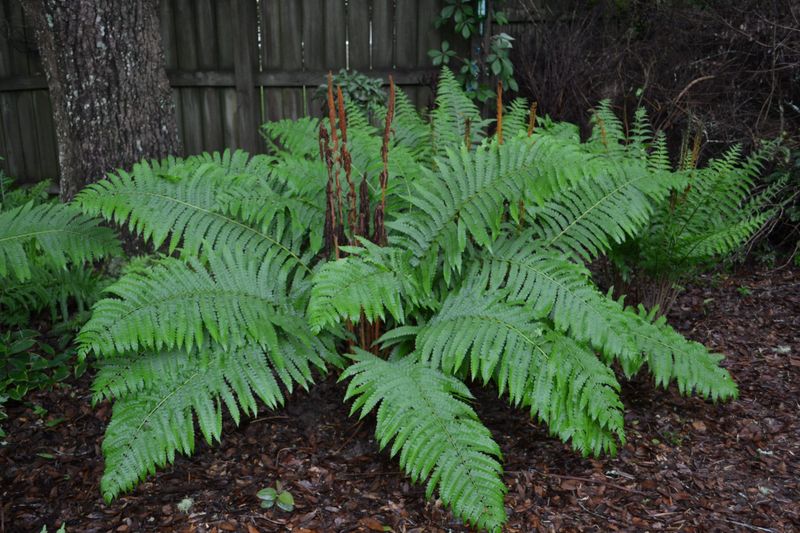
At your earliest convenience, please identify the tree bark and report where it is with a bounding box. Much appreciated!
[21,0,181,201]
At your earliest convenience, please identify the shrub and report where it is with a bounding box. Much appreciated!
[75,68,737,532]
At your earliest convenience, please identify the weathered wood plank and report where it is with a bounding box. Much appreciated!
[279,0,304,119]
[371,0,394,69]
[0,0,12,77]
[196,0,224,152]
[15,91,41,181]
[324,0,346,69]
[7,0,28,76]
[159,0,178,70]
[174,0,203,154]
[303,0,325,117]
[396,0,419,105]
[231,0,259,153]
[347,0,370,70]
[417,0,441,109]
[216,0,237,148]
[32,89,58,179]
[260,0,283,123]
[0,93,24,178]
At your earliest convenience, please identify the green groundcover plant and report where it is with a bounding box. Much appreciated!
[5,69,748,531]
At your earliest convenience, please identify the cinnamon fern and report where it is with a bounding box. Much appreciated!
[73,69,748,531]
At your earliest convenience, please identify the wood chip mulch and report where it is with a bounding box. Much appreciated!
[2,265,798,532]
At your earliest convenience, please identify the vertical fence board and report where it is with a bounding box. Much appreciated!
[0,0,13,175]
[395,0,419,104]
[279,0,304,119]
[216,0,238,148]
[196,0,225,153]
[160,0,183,153]
[347,0,371,71]
[324,0,346,69]
[303,0,325,117]
[231,0,259,153]
[175,0,203,154]
[32,90,57,178]
[372,0,394,69]
[260,0,283,123]
[416,0,440,110]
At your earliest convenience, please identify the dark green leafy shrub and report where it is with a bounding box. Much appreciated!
[74,68,738,532]
[313,69,386,116]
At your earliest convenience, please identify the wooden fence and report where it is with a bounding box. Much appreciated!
[0,0,535,183]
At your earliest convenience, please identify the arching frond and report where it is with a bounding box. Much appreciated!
[77,248,313,357]
[75,155,311,276]
[623,306,738,400]
[96,342,331,502]
[504,97,531,137]
[430,67,491,152]
[308,241,423,332]
[480,234,641,371]
[342,351,507,532]
[0,202,120,280]
[531,164,675,261]
[262,117,320,157]
[414,288,625,456]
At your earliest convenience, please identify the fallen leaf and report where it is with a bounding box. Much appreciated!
[360,517,387,531]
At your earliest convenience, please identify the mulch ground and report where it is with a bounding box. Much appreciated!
[2,265,798,533]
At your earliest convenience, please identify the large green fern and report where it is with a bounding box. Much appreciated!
[76,69,744,532]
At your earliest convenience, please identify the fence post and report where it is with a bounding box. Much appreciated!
[231,0,259,153]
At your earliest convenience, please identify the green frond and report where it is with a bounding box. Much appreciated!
[77,248,313,357]
[341,351,507,532]
[504,97,531,137]
[480,234,642,372]
[414,288,625,456]
[648,131,671,172]
[531,164,675,261]
[0,263,107,326]
[308,241,422,332]
[75,155,311,274]
[97,343,328,502]
[219,178,326,254]
[416,286,543,386]
[674,210,772,260]
[589,99,625,150]
[430,67,491,152]
[0,201,120,280]
[628,107,653,158]
[262,116,320,157]
[624,307,738,400]
[381,88,432,161]
[524,329,625,456]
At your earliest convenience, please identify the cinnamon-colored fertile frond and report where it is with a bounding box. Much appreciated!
[528,102,538,137]
[326,71,339,149]
[337,84,348,144]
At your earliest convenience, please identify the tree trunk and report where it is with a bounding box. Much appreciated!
[22,0,181,201]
